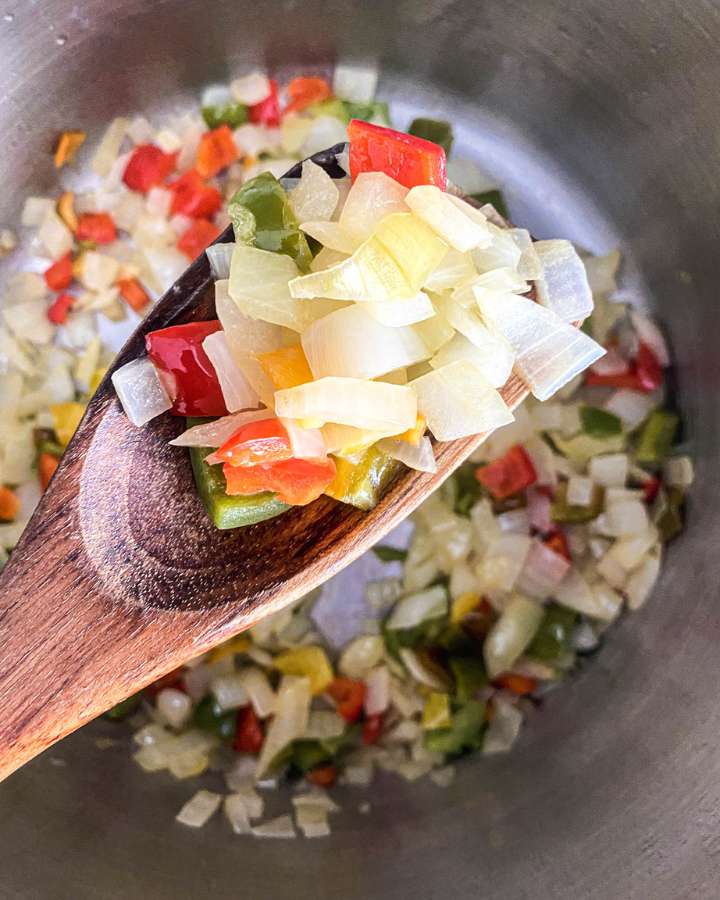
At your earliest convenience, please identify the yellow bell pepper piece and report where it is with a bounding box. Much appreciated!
[56,191,78,232]
[422,692,451,730]
[450,591,482,626]
[54,130,86,168]
[89,367,108,394]
[274,645,333,695]
[394,414,426,446]
[50,402,85,447]
[207,634,250,664]
[256,344,313,391]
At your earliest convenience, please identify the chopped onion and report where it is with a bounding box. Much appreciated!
[295,804,331,838]
[663,455,694,488]
[625,549,661,610]
[446,158,497,194]
[362,665,390,716]
[429,328,514,389]
[281,418,327,460]
[604,498,649,536]
[630,309,670,367]
[472,223,522,273]
[590,345,629,377]
[156,688,192,730]
[202,331,259,412]
[483,697,523,754]
[230,72,271,105]
[301,115,349,157]
[333,62,378,103]
[210,672,249,711]
[605,525,659,572]
[206,242,235,279]
[413,312,455,353]
[170,409,271,447]
[290,161,339,222]
[365,292,435,327]
[233,123,282,158]
[215,278,283,355]
[424,248,477,292]
[410,360,513,441]
[385,585,448,630]
[483,595,543,678]
[566,475,595,506]
[223,794,252,835]
[516,539,571,599]
[379,436,437,473]
[603,389,656,430]
[300,220,357,254]
[38,208,74,259]
[588,453,628,488]
[252,815,296,839]
[477,290,605,401]
[534,240,594,322]
[339,635,385,679]
[3,300,54,346]
[476,534,531,595]
[238,667,276,718]
[339,172,409,246]
[141,245,187,292]
[302,305,429,381]
[304,710,346,741]
[274,377,416,432]
[92,117,128,177]
[256,675,311,778]
[406,185,492,252]
[176,790,222,828]
[111,357,172,427]
[526,487,553,533]
[398,648,448,691]
[523,435,557,488]
[21,196,54,227]
[555,568,617,620]
[510,229,544,280]
[320,422,393,455]
[583,249,621,295]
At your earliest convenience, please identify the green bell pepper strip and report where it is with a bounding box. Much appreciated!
[551,480,604,523]
[655,485,684,542]
[228,172,313,271]
[579,405,623,437]
[325,445,401,510]
[469,189,508,219]
[449,657,487,703]
[423,700,486,755]
[289,724,362,773]
[526,603,578,662]
[452,462,485,516]
[408,118,454,155]
[372,545,408,563]
[187,424,289,530]
[192,695,236,740]
[342,100,391,126]
[104,692,143,721]
[308,98,351,122]
[635,409,679,464]
[202,102,248,130]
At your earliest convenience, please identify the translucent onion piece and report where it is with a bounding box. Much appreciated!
[224,795,252,835]
[398,649,449,691]
[301,115,348,158]
[302,305,430,380]
[256,675,311,778]
[385,585,447,630]
[516,540,571,600]
[477,290,605,401]
[339,172,409,245]
[310,246,350,272]
[534,239,594,322]
[379,435,437,473]
[663,455,694,488]
[300,220,357,254]
[230,72,271,105]
[604,526,659,572]
[304,710,346,741]
[3,300,54,346]
[290,161,340,223]
[429,329,514,389]
[413,311,455,353]
[483,594,543,678]
[604,388,657,430]
[215,279,282,356]
[410,360,513,441]
[625,550,661,611]
[333,62,379,103]
[475,534,531,594]
[555,568,621,621]
[210,672,249,710]
[630,309,670,366]
[112,357,172,427]
[252,815,297,839]
[510,229,544,280]
[472,223,522,274]
[406,186,492,252]
[205,242,235,279]
[583,248,621,296]
[588,452,628,488]
[604,498,649,536]
[202,331,259,412]
[229,244,344,331]
[446,158,497,194]
[424,248,477,292]
[280,418,327,460]
[176,790,221,828]
[365,292,435,327]
[483,697,523,755]
[339,636,385,679]
[156,688,192,730]
[320,422,393,455]
[274,377,417,432]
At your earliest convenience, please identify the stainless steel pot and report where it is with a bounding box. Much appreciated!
[0,1,717,897]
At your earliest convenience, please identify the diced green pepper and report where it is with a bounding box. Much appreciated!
[527,603,578,662]
[551,480,604,523]
[187,427,289,530]
[655,485,684,542]
[635,410,679,464]
[192,695,236,740]
[449,657,487,703]
[103,692,143,721]
[325,445,401,510]
[372,545,408,563]
[228,172,313,271]
[452,462,484,516]
[308,98,350,122]
[407,118,454,155]
[469,189,508,219]
[423,700,486,755]
[579,405,623,437]
[202,102,248,130]
[343,100,391,126]
[551,431,627,467]
[289,725,361,773]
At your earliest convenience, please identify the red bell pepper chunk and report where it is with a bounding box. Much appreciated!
[585,341,663,393]
[233,705,264,754]
[144,668,187,697]
[196,125,239,179]
[123,144,178,193]
[348,119,447,190]
[248,78,280,127]
[177,218,222,260]
[145,320,228,417]
[38,452,59,491]
[117,277,151,313]
[475,445,537,500]
[307,764,337,787]
[76,212,117,244]
[212,417,293,468]
[47,292,75,325]
[642,476,662,503]
[44,252,73,291]
[362,713,384,745]
[542,529,571,562]
[327,677,366,723]
[223,456,336,506]
[284,76,332,115]
[494,673,538,696]
[168,170,223,219]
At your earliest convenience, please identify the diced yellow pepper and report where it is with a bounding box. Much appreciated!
[56,191,78,233]
[394,414,426,446]
[207,634,250,664]
[274,645,333,695]
[422,692,451,730]
[50,402,85,447]
[54,130,86,168]
[89,367,108,394]
[256,344,314,391]
[450,591,482,626]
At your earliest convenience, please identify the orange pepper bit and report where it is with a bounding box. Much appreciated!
[494,673,538,696]
[53,130,86,168]
[38,453,60,491]
[195,125,239,179]
[394,414,427,446]
[117,277,151,313]
[56,191,78,232]
[256,344,314,390]
[0,485,20,522]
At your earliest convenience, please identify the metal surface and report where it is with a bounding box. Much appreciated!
[0,1,717,897]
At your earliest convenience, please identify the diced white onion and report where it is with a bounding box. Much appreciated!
[210,672,249,711]
[534,239,594,322]
[424,248,477,292]
[379,436,437,473]
[476,534,531,595]
[604,389,656,430]
[223,794,252,835]
[583,249,621,296]
[472,223,521,273]
[604,498,649,536]
[156,688,193,730]
[398,648,448,691]
[413,312,455,354]
[339,172,409,246]
[238,667,276,718]
[630,309,670,367]
[429,328,514,389]
[92,117,128,177]
[176,790,222,828]
[252,815,296,839]
[566,475,595,506]
[230,72,271,105]
[295,804,330,838]
[385,585,448,630]
[446,158,497,194]
[333,62,378,103]
[339,635,385,679]
[365,292,435,327]
[604,526,659,572]
[202,331,259,412]
[406,186,492,252]
[304,710,346,741]
[170,408,271,447]
[483,697,523,754]
[555,568,619,621]
[625,550,661,610]
[3,300,54,346]
[483,595,544,678]
[38,208,74,259]
[663,455,694,488]
[206,242,235,279]
[516,540,570,599]
[281,418,327,460]
[364,665,391,715]
[301,116,349,158]
[112,357,172,427]
[256,675,311,778]
[496,509,530,534]
[233,123,282,159]
[290,160,339,223]
[526,487,553,533]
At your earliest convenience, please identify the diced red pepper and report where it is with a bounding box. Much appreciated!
[223,456,336,506]
[248,78,280,127]
[195,125,239,179]
[585,341,663,393]
[47,292,75,325]
[307,764,337,787]
[475,445,538,500]
[327,677,366,723]
[177,218,221,260]
[233,705,264,755]
[494,673,538,696]
[168,170,223,219]
[642,476,662,503]
[362,713,384,745]
[213,417,292,468]
[76,212,117,244]
[117,277,151,313]
[145,320,228,417]
[144,668,187,697]
[123,144,178,193]
[44,252,73,291]
[38,452,59,491]
[348,119,447,190]
[542,529,571,561]
[284,76,332,115]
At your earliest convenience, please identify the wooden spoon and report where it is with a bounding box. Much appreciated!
[0,146,539,781]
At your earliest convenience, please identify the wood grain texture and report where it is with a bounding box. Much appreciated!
[0,146,540,781]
